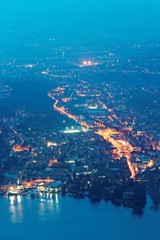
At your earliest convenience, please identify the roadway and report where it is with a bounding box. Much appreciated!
[48,91,137,179]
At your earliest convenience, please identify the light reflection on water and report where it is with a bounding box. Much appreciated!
[1,195,160,240]
[9,195,23,223]
[38,194,60,222]
[6,194,61,223]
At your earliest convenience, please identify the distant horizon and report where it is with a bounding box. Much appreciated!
[0,0,160,47]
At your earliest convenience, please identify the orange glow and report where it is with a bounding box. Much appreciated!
[95,122,106,128]
[108,116,114,122]
[62,98,70,103]
[23,178,54,187]
[51,95,92,130]
[13,144,30,152]
[48,92,137,179]
[147,160,155,168]
[48,159,58,167]
[97,129,136,179]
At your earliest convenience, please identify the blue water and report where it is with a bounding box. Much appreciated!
[0,195,159,240]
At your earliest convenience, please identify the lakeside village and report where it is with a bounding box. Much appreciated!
[0,47,160,213]
[0,114,160,213]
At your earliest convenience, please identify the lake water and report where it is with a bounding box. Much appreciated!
[0,195,159,240]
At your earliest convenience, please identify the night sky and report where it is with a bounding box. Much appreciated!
[0,0,160,44]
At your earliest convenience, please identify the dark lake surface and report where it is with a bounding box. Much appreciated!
[0,195,159,240]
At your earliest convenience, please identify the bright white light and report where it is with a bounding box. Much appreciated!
[55,194,59,204]
[9,196,15,204]
[17,195,22,203]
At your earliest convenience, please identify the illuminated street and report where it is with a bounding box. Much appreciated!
[48,89,138,179]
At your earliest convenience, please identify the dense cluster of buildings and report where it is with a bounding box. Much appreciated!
[0,42,160,211]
